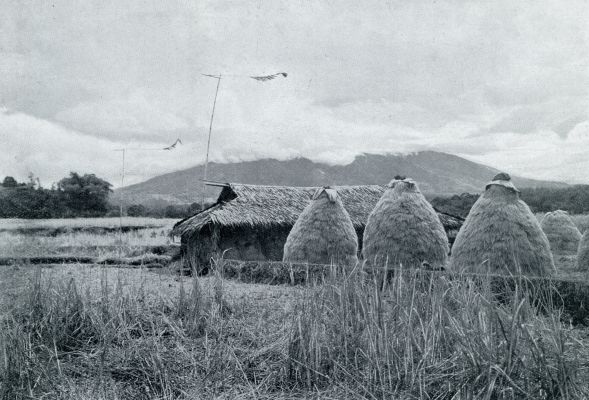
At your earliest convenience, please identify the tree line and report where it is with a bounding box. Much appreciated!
[125,202,208,219]
[431,185,589,218]
[4,171,586,219]
[0,173,211,219]
[0,173,113,218]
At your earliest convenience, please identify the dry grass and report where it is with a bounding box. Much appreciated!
[0,217,176,232]
[1,263,588,399]
[541,211,582,255]
[363,179,448,270]
[537,213,589,235]
[0,217,177,259]
[288,267,589,398]
[578,231,589,271]
[571,214,589,234]
[451,185,554,275]
[1,217,588,398]
[0,264,302,399]
[283,188,358,266]
[0,229,174,258]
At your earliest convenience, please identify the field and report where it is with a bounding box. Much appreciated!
[1,218,589,399]
[0,218,177,260]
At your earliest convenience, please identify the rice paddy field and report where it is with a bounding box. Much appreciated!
[1,217,589,399]
[0,218,177,259]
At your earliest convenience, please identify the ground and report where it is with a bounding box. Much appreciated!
[0,263,301,314]
[0,217,588,399]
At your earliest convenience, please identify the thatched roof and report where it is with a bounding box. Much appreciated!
[577,231,589,270]
[362,178,449,269]
[172,183,463,236]
[284,187,358,266]
[541,210,582,254]
[450,175,555,276]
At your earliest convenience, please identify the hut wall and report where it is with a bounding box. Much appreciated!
[183,226,214,273]
[259,226,292,260]
[220,226,265,260]
[220,226,292,261]
[185,223,454,268]
[185,225,292,264]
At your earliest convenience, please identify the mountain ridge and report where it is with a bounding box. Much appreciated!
[112,151,567,207]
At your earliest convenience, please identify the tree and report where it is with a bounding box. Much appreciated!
[2,176,18,188]
[0,185,65,218]
[127,204,147,217]
[164,205,187,218]
[57,172,113,217]
[26,172,39,189]
[188,202,202,215]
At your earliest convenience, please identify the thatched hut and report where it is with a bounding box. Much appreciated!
[577,230,589,270]
[449,173,554,276]
[283,187,358,266]
[172,182,463,273]
[541,210,582,254]
[362,178,449,269]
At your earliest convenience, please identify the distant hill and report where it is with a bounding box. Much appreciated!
[111,151,567,207]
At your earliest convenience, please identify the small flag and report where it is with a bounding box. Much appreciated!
[163,138,182,150]
[250,72,288,82]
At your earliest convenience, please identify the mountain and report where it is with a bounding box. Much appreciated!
[111,151,568,207]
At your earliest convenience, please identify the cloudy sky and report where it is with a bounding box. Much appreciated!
[1,0,588,187]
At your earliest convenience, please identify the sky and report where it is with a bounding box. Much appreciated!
[1,0,588,187]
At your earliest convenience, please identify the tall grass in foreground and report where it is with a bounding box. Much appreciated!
[288,265,587,399]
[0,268,212,399]
[0,263,587,399]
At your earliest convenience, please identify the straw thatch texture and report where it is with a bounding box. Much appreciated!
[541,210,582,254]
[172,183,463,241]
[283,188,358,265]
[450,176,554,276]
[172,183,463,271]
[577,231,589,270]
[172,184,385,236]
[362,179,449,269]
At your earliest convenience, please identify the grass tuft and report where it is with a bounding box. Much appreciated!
[286,267,587,398]
[1,262,588,399]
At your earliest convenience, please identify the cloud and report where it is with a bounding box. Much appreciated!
[0,108,198,187]
[454,123,589,184]
[0,108,120,186]
[55,90,191,142]
[488,97,588,136]
[1,0,588,185]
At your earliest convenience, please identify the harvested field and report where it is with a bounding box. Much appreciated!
[1,263,588,399]
[0,217,176,234]
[0,218,177,259]
[1,217,589,398]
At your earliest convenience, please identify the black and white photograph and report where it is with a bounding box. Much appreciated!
[1,1,588,398]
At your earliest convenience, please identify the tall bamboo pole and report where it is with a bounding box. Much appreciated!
[202,74,222,209]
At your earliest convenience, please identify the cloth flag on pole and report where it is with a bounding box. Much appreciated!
[250,72,288,82]
[163,138,182,150]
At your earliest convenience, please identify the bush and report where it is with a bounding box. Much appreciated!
[127,204,147,217]
[432,185,589,218]
[0,173,113,218]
